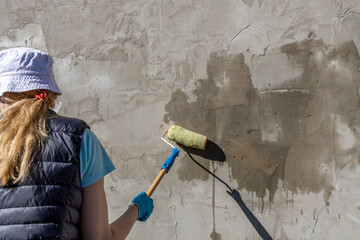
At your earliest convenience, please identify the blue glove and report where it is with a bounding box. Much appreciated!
[131,192,154,222]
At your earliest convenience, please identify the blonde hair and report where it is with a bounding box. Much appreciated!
[0,91,57,186]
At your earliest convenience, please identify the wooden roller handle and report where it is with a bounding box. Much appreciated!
[146,169,167,197]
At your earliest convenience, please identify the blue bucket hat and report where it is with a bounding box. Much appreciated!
[0,47,62,96]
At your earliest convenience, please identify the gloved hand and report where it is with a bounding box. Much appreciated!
[131,192,154,222]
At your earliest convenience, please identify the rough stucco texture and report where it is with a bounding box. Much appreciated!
[1,0,360,239]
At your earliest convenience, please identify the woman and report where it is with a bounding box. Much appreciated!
[0,47,154,239]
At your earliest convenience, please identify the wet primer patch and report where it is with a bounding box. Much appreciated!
[164,40,360,206]
[229,139,279,176]
[283,40,360,205]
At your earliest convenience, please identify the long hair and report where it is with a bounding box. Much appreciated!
[0,91,57,186]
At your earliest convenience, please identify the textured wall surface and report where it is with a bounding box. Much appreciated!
[1,0,360,239]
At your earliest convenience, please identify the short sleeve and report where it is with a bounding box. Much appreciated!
[80,128,115,188]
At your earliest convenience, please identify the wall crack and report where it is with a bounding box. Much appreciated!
[170,205,178,240]
[226,24,251,50]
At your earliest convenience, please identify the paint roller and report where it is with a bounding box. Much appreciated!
[146,125,207,196]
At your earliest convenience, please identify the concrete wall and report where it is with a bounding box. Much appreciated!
[1,0,360,239]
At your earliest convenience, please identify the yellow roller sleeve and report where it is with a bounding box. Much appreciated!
[167,125,207,150]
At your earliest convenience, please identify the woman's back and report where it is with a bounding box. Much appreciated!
[0,112,88,239]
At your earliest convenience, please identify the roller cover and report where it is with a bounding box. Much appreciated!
[168,125,207,150]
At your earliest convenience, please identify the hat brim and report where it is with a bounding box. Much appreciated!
[0,74,62,96]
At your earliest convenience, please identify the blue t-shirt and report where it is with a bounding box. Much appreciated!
[80,128,115,188]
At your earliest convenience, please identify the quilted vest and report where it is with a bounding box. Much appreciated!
[0,113,89,240]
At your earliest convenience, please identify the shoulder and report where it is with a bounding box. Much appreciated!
[47,111,90,135]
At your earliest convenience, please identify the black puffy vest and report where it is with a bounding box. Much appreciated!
[0,113,89,240]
